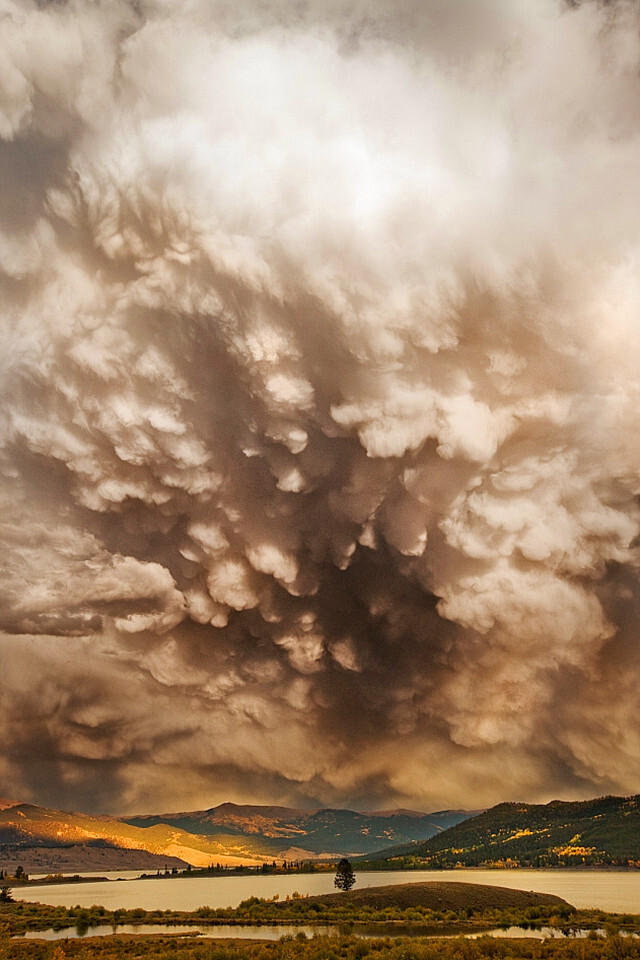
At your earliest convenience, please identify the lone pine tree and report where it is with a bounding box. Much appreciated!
[334,857,356,891]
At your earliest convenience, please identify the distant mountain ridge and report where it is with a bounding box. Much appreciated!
[0,799,472,872]
[367,794,640,868]
[122,802,471,855]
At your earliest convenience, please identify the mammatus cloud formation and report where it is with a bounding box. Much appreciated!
[2,0,640,815]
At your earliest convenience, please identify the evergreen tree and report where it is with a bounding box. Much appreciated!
[334,857,356,891]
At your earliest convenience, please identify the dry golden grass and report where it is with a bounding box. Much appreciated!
[278,881,571,912]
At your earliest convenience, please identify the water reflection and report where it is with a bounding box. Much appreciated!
[15,924,329,942]
[12,923,629,943]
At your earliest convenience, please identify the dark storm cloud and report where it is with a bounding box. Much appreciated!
[2,0,640,813]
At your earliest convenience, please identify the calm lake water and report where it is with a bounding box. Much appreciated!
[11,923,617,943]
[14,923,331,942]
[15,869,640,913]
[29,871,144,882]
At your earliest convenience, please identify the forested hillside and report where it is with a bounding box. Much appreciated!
[365,795,640,868]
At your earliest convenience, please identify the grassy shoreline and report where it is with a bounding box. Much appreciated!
[3,883,640,938]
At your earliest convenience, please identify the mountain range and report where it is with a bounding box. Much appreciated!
[0,799,470,873]
[5,793,636,876]
[364,794,640,868]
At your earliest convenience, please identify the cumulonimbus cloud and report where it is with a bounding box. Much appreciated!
[2,0,640,814]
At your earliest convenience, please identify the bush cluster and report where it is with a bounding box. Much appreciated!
[2,931,640,960]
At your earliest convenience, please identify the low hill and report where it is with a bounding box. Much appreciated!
[0,843,187,875]
[367,794,640,868]
[274,880,572,912]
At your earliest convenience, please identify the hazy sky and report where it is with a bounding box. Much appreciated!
[2,0,640,816]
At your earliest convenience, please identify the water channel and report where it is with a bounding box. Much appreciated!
[13,923,622,944]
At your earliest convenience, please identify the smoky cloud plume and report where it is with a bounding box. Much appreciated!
[2,0,640,814]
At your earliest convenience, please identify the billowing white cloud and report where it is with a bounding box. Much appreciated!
[2,0,640,814]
